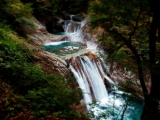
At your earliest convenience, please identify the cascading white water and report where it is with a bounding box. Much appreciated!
[63,16,99,54]
[65,21,71,32]
[97,60,114,85]
[69,55,114,111]
[46,14,144,120]
[80,56,109,102]
[63,14,112,109]
[70,15,74,20]
[63,20,81,33]
[69,65,92,110]
[69,55,144,120]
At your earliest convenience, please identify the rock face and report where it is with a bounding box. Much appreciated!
[84,51,98,60]
[34,50,70,76]
[27,17,65,46]
[26,16,72,75]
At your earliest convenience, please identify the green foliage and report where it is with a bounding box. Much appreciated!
[88,0,151,71]
[88,0,149,28]
[0,0,33,36]
[98,32,134,70]
[0,82,28,119]
[7,2,32,17]
[0,23,83,119]
[0,23,44,92]
[0,0,32,20]
[26,76,80,117]
[31,0,58,16]
[0,0,91,118]
[0,0,92,119]
[15,17,36,36]
[133,26,149,61]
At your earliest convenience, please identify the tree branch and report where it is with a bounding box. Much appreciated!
[108,29,148,99]
[128,1,143,41]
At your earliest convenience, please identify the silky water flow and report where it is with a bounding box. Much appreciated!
[43,15,144,120]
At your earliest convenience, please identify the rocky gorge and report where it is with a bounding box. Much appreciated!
[22,13,145,120]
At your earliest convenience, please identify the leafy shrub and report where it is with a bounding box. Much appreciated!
[15,17,36,36]
[0,26,49,93]
[0,0,32,21]
[0,23,83,119]
[26,76,80,117]
[0,0,33,36]
[0,82,29,119]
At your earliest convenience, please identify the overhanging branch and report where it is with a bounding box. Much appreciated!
[108,29,148,99]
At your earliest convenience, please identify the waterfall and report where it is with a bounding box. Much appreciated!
[46,14,144,120]
[63,20,81,33]
[70,15,74,20]
[97,60,114,85]
[62,14,113,110]
[69,65,92,110]
[64,21,71,32]
[70,55,114,111]
[80,56,109,101]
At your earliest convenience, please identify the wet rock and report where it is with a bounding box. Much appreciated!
[59,36,69,41]
[65,59,70,68]
[84,51,97,60]
[104,78,112,93]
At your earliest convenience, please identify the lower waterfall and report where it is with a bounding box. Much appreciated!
[69,55,144,120]
[69,56,113,110]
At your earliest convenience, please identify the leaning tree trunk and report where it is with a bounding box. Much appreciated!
[141,0,160,119]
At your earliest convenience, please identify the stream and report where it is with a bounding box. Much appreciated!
[42,14,144,120]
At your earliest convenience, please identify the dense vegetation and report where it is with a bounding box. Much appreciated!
[0,0,89,119]
[0,22,85,119]
[88,0,160,119]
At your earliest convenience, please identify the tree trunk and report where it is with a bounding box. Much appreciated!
[141,1,160,119]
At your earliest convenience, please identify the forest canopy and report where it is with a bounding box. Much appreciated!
[88,0,160,119]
